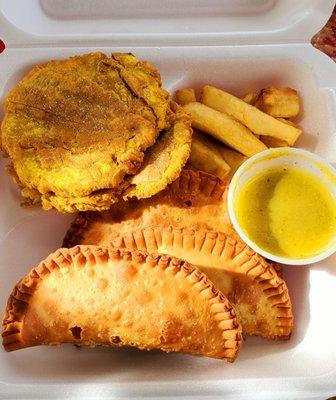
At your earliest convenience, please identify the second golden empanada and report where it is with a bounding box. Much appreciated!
[63,169,283,277]
[113,227,293,340]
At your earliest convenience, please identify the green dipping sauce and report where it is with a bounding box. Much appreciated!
[235,166,336,259]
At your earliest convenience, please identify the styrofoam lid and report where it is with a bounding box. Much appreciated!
[0,0,335,47]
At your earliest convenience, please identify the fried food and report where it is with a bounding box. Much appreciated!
[201,85,302,145]
[217,145,247,180]
[184,102,267,157]
[123,102,192,199]
[63,169,283,277]
[188,131,231,180]
[63,170,232,246]
[175,88,197,105]
[1,52,191,212]
[242,92,258,105]
[2,246,242,361]
[254,87,300,118]
[260,136,289,148]
[113,227,293,339]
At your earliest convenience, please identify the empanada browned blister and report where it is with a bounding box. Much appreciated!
[113,227,293,340]
[2,246,243,361]
[63,170,283,276]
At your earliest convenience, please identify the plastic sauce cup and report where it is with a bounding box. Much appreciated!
[227,147,336,265]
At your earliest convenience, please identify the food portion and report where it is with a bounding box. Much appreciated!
[174,83,301,180]
[253,87,300,118]
[123,102,192,200]
[1,52,191,212]
[188,131,231,180]
[63,170,234,247]
[235,166,336,259]
[63,170,283,281]
[2,246,242,361]
[201,85,301,145]
[175,88,197,105]
[217,146,247,181]
[242,92,258,105]
[184,102,267,157]
[2,53,311,362]
[113,227,293,339]
[260,136,289,148]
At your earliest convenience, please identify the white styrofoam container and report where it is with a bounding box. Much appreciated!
[0,1,336,399]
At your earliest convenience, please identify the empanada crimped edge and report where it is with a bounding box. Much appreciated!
[62,170,227,249]
[113,226,293,340]
[62,170,283,277]
[2,245,243,361]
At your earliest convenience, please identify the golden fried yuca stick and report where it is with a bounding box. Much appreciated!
[261,136,289,148]
[175,88,197,106]
[260,118,298,147]
[242,92,258,105]
[183,102,267,157]
[254,87,300,118]
[189,131,231,180]
[217,145,247,180]
[277,117,298,127]
[244,92,298,134]
[201,86,301,146]
[242,93,260,138]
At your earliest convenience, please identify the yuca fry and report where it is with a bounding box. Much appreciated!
[201,85,301,146]
[175,88,197,106]
[217,145,247,180]
[261,136,289,148]
[189,131,231,180]
[242,92,260,139]
[260,119,297,146]
[277,117,298,127]
[242,92,258,105]
[254,87,300,118]
[183,102,267,157]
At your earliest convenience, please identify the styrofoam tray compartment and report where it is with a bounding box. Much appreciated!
[0,1,336,400]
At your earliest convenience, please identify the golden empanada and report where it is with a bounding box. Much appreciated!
[63,170,283,276]
[2,246,242,361]
[113,227,293,340]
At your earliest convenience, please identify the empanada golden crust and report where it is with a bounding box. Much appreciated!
[2,246,242,361]
[63,170,283,276]
[63,170,232,246]
[113,227,293,340]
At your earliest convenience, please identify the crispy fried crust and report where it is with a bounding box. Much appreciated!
[112,227,293,340]
[1,52,173,212]
[2,246,242,361]
[63,170,282,276]
[63,170,231,246]
[124,102,192,200]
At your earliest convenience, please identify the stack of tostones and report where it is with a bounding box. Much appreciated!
[1,52,192,212]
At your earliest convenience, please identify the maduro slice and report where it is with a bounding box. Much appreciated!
[2,246,242,361]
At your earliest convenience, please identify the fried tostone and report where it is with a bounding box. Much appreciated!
[1,52,174,212]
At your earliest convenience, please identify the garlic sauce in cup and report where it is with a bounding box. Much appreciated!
[228,148,336,265]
